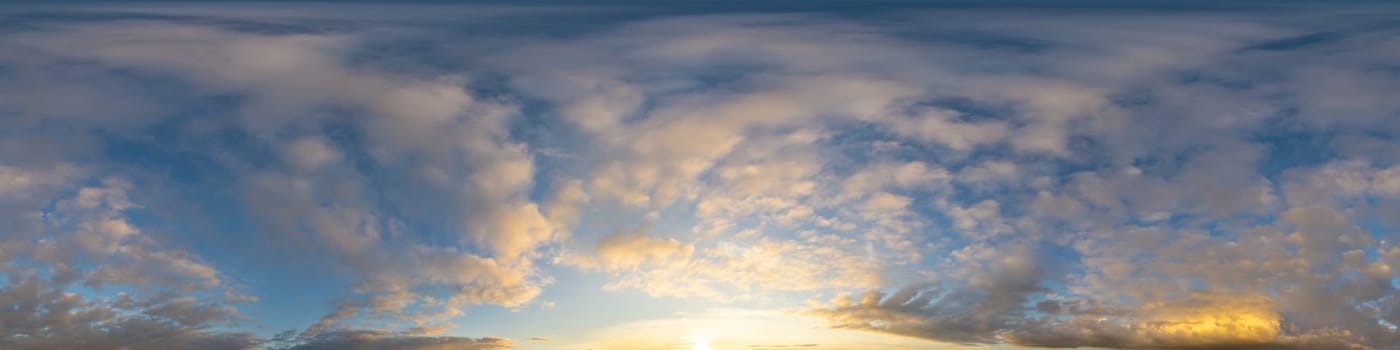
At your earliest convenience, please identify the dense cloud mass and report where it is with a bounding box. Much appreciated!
[268,330,511,350]
[2,2,1400,349]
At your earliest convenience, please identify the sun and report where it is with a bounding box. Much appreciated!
[693,336,711,350]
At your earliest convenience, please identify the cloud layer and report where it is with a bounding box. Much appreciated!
[2,2,1399,350]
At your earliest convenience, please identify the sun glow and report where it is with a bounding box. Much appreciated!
[581,309,941,350]
[693,336,711,350]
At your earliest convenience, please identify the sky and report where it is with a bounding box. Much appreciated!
[1,1,1400,350]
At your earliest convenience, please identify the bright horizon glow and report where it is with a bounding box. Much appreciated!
[693,336,711,350]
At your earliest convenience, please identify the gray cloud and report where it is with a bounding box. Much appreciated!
[269,329,511,350]
[0,167,258,350]
[0,275,259,350]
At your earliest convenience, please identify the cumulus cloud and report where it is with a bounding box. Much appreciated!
[0,15,550,341]
[0,170,257,350]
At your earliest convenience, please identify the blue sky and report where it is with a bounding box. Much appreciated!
[2,1,1400,350]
